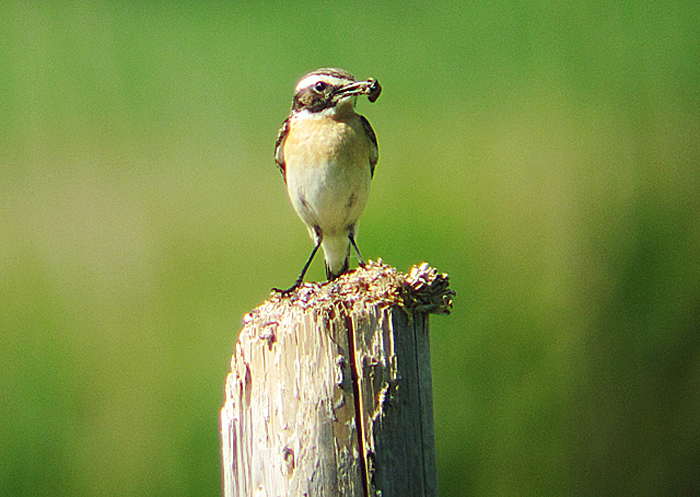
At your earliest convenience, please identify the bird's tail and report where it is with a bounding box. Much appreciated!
[322,235,350,280]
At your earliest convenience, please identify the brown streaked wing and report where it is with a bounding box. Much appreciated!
[274,117,290,181]
[359,114,378,178]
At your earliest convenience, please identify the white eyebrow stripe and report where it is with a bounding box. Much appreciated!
[295,74,349,92]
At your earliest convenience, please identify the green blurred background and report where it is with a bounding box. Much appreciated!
[2,1,699,495]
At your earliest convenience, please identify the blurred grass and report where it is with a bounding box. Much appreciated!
[2,0,699,495]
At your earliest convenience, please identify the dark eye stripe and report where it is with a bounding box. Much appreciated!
[292,86,334,113]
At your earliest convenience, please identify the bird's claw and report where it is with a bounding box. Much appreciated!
[271,281,302,296]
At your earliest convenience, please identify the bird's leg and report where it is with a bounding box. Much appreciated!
[348,231,365,267]
[272,238,322,295]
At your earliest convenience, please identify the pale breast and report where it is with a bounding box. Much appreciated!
[284,115,370,170]
[284,114,372,234]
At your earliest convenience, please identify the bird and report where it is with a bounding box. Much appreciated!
[273,68,382,294]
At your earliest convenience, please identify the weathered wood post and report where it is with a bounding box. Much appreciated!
[221,261,454,497]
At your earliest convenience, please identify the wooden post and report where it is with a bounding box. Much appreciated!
[221,261,454,497]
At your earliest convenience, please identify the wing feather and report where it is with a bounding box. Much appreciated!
[359,115,378,178]
[274,117,291,181]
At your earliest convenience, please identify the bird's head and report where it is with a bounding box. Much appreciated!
[292,68,381,116]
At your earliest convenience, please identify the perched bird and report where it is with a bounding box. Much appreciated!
[273,68,382,294]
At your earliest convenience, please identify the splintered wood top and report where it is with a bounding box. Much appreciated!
[247,260,454,325]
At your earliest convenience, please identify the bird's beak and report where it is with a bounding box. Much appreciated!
[334,78,382,103]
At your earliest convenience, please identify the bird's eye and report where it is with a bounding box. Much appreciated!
[314,81,327,92]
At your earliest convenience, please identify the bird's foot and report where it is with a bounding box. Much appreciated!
[271,280,302,296]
